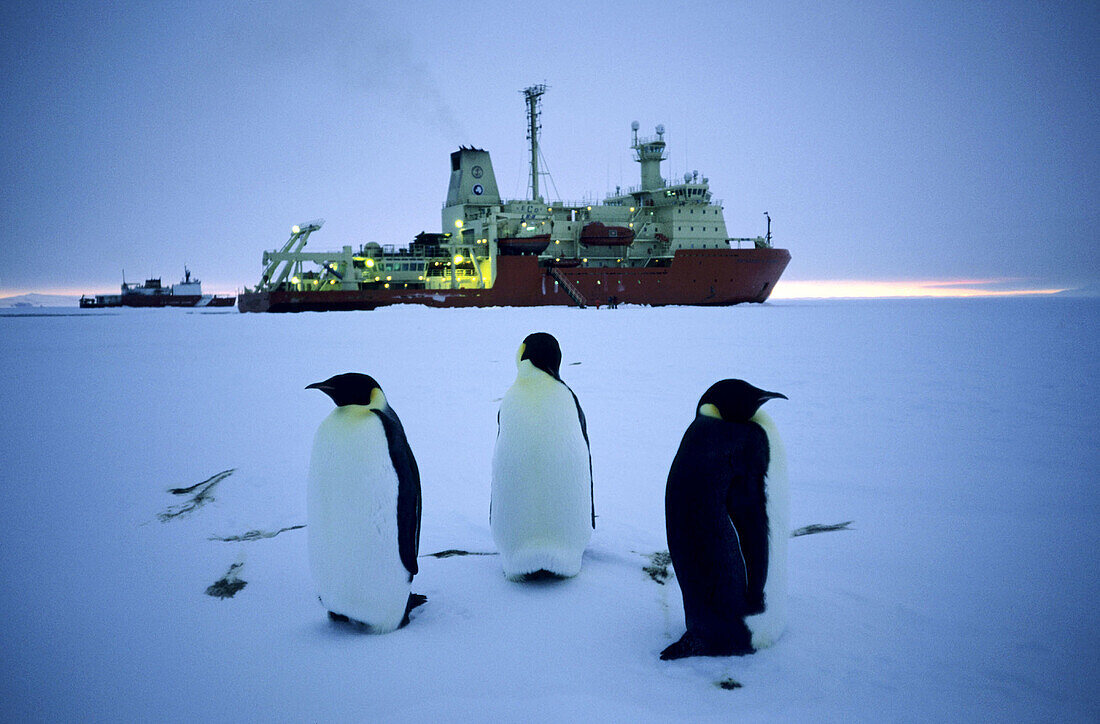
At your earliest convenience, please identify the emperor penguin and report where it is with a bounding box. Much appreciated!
[491,332,594,580]
[660,379,789,660]
[305,373,424,632]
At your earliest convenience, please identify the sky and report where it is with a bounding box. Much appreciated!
[2,0,1097,297]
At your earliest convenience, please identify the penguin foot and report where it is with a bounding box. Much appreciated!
[327,610,373,632]
[399,593,428,628]
[660,632,754,660]
[514,569,568,583]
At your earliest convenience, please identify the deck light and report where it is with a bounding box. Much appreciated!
[365,259,375,268]
[292,225,300,234]
[454,255,464,264]
[454,219,464,229]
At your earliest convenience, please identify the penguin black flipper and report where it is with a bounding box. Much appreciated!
[566,384,596,529]
[725,422,771,615]
[399,592,428,628]
[377,410,422,579]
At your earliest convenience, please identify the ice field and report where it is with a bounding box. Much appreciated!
[0,298,1096,721]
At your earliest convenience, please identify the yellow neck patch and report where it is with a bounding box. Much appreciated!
[699,403,723,420]
[515,342,526,368]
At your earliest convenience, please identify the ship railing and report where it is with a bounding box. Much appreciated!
[485,197,612,212]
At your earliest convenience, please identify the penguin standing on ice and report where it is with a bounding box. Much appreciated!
[661,379,789,660]
[305,373,425,632]
[491,332,594,580]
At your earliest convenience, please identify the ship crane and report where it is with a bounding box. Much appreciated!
[257,219,325,289]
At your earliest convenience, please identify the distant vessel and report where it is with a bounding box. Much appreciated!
[237,85,790,313]
[79,268,235,308]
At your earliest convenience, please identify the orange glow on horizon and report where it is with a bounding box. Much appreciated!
[771,279,1069,299]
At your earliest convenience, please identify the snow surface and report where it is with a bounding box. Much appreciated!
[0,299,1096,721]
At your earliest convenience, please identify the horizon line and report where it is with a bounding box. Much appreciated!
[0,278,1085,302]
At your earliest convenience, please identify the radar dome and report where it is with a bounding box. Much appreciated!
[631,121,640,131]
[656,123,665,135]
[684,172,692,183]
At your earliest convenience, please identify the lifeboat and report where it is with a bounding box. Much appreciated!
[497,234,551,255]
[580,222,634,246]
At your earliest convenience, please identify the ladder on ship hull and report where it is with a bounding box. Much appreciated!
[548,267,588,308]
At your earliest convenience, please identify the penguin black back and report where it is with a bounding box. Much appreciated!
[660,378,787,660]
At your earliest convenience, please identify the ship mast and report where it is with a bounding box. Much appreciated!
[522,84,547,202]
[632,121,668,191]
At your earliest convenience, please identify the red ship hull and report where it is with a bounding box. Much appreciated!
[237,248,790,313]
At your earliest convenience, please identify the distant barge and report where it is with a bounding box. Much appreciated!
[80,268,235,308]
[238,85,790,313]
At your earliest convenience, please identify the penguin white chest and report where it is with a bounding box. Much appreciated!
[743,410,789,649]
[307,407,409,632]
[490,368,592,578]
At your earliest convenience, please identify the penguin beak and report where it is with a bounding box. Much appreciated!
[763,391,788,401]
[306,382,332,393]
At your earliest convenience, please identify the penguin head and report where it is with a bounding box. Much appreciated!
[516,332,562,379]
[697,379,786,422]
[306,373,387,409]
